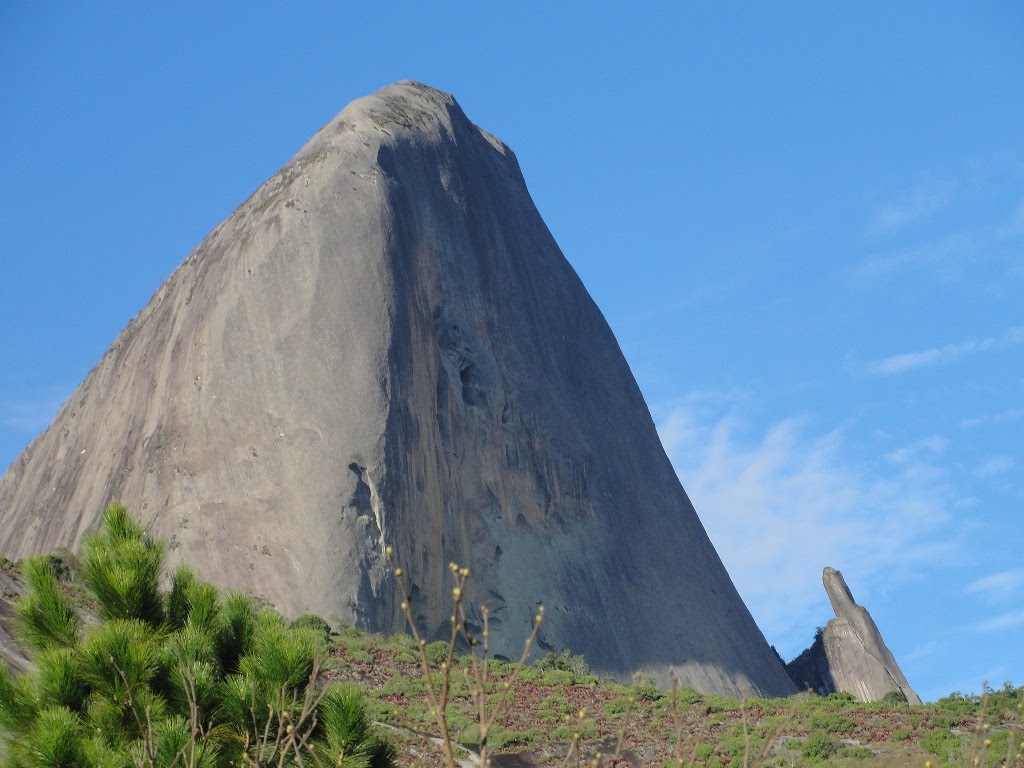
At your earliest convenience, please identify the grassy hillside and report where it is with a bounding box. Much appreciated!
[0,507,1019,767]
[328,627,1021,767]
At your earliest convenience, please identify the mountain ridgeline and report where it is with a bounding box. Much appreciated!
[0,81,796,697]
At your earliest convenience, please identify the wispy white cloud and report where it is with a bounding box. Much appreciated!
[869,180,956,235]
[960,407,1024,429]
[884,435,948,464]
[852,191,1024,285]
[850,234,974,283]
[975,456,1014,479]
[657,397,960,656]
[975,610,1024,633]
[866,326,1024,376]
[998,199,1024,238]
[964,570,1024,600]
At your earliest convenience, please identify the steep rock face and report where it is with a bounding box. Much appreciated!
[0,81,796,697]
[787,567,920,703]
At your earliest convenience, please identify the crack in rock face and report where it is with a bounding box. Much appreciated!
[0,81,796,698]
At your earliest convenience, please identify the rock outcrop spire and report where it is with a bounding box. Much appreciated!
[0,81,796,697]
[788,567,921,703]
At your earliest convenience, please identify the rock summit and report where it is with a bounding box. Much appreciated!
[0,82,796,697]
[787,567,920,703]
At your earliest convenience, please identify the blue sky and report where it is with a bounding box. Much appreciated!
[1,3,1021,701]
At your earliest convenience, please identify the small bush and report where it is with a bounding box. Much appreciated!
[537,693,572,723]
[539,668,574,688]
[290,612,332,640]
[802,729,838,761]
[604,694,632,716]
[934,692,978,716]
[882,689,909,706]
[424,639,450,665]
[550,718,598,741]
[810,711,856,733]
[921,726,962,762]
[13,557,80,652]
[537,649,590,677]
[634,674,663,702]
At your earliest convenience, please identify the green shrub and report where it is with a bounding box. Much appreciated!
[537,649,590,677]
[81,503,165,626]
[10,705,84,768]
[801,729,838,761]
[810,711,856,733]
[0,502,395,767]
[424,639,450,665]
[539,668,574,688]
[458,723,533,749]
[550,718,598,741]
[386,631,418,652]
[634,674,663,702]
[13,556,80,652]
[676,686,704,706]
[604,694,632,716]
[934,692,978,716]
[882,689,908,706]
[290,612,332,640]
[537,692,572,723]
[921,726,962,762]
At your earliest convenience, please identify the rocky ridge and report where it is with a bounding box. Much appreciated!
[787,567,920,703]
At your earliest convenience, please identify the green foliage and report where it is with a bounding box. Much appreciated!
[537,692,572,723]
[214,591,257,674]
[385,631,417,652]
[81,503,165,626]
[538,668,574,688]
[933,691,978,716]
[537,649,590,677]
[0,504,395,768]
[801,728,838,761]
[604,694,632,716]
[424,639,449,665]
[316,685,397,768]
[676,686,704,706]
[0,666,37,731]
[35,647,87,712]
[841,744,874,759]
[290,612,332,640]
[809,711,856,733]
[458,723,534,750]
[239,615,319,697]
[822,690,856,708]
[78,618,161,706]
[882,688,909,706]
[634,674,663,702]
[11,706,84,768]
[13,556,80,652]
[550,718,598,741]
[921,726,962,762]
[166,564,198,630]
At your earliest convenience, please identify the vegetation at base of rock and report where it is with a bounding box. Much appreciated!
[1,508,1022,766]
[0,503,395,768]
